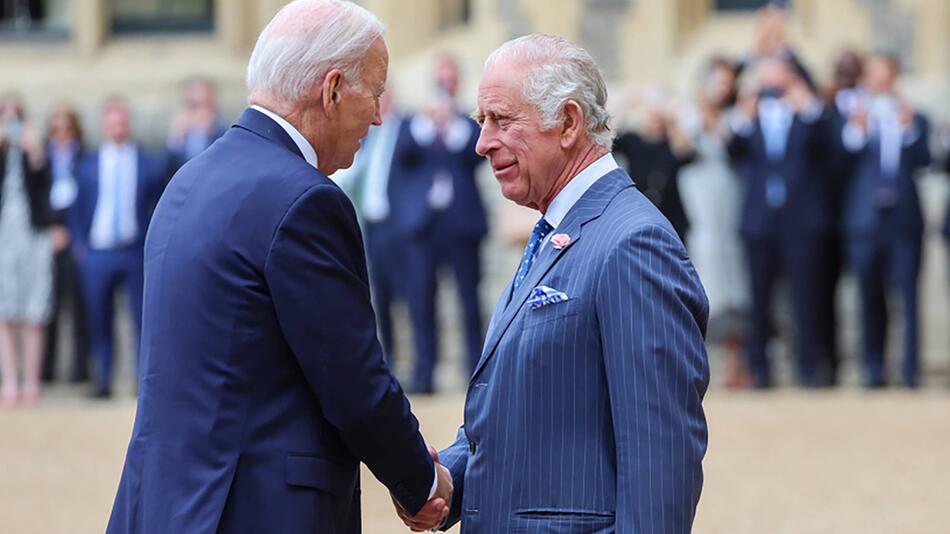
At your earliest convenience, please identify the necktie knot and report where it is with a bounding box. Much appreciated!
[513,218,553,291]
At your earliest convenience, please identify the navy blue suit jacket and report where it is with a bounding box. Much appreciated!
[944,151,950,238]
[841,114,931,238]
[165,122,228,179]
[389,114,487,239]
[69,147,165,254]
[107,109,434,534]
[728,111,834,240]
[440,168,710,533]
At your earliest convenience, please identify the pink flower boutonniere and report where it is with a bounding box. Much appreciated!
[550,233,571,249]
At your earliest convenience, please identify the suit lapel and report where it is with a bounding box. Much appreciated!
[87,154,101,230]
[470,168,634,383]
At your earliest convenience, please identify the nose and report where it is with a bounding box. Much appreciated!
[474,122,496,157]
[372,99,383,126]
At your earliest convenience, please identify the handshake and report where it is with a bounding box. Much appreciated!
[391,446,454,532]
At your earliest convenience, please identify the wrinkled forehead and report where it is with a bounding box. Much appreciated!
[361,37,389,86]
[477,60,529,109]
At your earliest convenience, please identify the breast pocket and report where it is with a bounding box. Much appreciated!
[521,298,580,328]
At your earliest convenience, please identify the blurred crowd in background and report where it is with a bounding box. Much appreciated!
[1,5,948,410]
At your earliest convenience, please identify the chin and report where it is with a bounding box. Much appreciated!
[499,185,529,206]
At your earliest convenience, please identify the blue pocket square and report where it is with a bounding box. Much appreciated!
[527,285,569,310]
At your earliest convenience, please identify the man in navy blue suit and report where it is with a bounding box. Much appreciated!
[397,34,710,533]
[108,2,451,533]
[727,56,836,388]
[70,98,165,398]
[390,55,488,393]
[840,54,931,388]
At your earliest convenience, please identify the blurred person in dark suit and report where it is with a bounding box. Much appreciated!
[613,91,694,244]
[737,3,815,91]
[42,103,91,384]
[803,49,869,387]
[70,97,166,398]
[165,77,226,176]
[840,54,931,388]
[942,116,950,259]
[727,56,835,388]
[391,54,488,393]
[0,94,53,409]
[332,89,407,361]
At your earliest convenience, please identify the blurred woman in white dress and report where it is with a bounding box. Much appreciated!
[0,95,53,408]
[678,57,750,388]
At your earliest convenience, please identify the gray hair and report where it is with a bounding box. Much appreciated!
[485,34,614,150]
[246,0,384,105]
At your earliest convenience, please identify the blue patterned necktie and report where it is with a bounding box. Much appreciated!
[513,217,554,291]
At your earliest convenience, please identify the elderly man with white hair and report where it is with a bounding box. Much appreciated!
[107,1,451,533]
[404,34,710,533]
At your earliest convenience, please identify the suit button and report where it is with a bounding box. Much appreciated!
[469,441,477,455]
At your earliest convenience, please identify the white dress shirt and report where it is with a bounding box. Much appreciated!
[250,105,319,169]
[360,113,401,222]
[48,140,79,211]
[758,98,794,161]
[540,152,620,251]
[89,142,139,250]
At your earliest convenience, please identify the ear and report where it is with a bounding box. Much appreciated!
[559,99,584,149]
[321,69,346,116]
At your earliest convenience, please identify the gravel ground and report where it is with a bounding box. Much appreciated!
[1,387,948,534]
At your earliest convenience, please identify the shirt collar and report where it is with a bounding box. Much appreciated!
[543,152,618,229]
[101,142,134,158]
[250,104,319,169]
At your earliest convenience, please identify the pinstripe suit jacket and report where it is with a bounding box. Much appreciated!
[440,168,710,533]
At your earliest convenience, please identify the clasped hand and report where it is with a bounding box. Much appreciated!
[391,446,452,532]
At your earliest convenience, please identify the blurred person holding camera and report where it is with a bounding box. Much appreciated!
[942,114,950,263]
[612,88,694,244]
[42,103,91,384]
[840,54,931,388]
[0,94,53,409]
[737,2,815,91]
[727,56,836,388]
[678,56,750,388]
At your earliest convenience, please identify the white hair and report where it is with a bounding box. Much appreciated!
[246,0,384,105]
[485,34,614,150]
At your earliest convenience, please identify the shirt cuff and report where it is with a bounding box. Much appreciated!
[798,101,824,123]
[727,109,754,137]
[442,117,473,153]
[842,122,867,152]
[902,124,921,146]
[427,464,439,500]
[410,115,438,146]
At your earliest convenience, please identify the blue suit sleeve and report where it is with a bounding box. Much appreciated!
[595,224,710,534]
[904,114,931,171]
[264,182,435,515]
[438,426,470,530]
[67,157,91,255]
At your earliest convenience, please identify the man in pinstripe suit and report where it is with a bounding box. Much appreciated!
[397,34,710,533]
